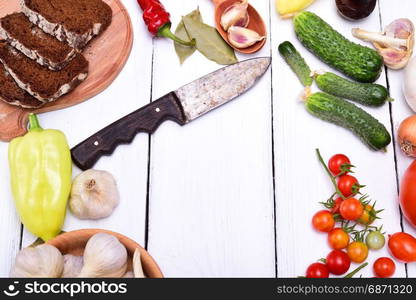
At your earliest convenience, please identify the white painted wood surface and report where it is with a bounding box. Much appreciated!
[0,0,415,278]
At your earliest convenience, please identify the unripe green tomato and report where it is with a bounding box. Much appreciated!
[366,231,385,250]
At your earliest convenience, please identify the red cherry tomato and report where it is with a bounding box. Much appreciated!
[339,198,364,221]
[388,232,416,263]
[338,175,359,198]
[330,198,344,214]
[400,161,416,227]
[328,228,350,250]
[373,257,396,278]
[328,154,351,176]
[326,250,351,275]
[312,210,335,233]
[306,262,330,278]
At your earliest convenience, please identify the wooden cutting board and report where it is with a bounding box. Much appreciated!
[0,0,133,141]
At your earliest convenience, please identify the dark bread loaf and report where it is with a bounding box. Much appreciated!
[22,0,112,50]
[0,63,43,108]
[0,13,76,71]
[0,41,88,102]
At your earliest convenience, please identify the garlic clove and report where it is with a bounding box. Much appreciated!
[352,19,414,69]
[69,169,120,220]
[377,47,408,69]
[133,248,145,278]
[233,14,249,28]
[78,233,127,278]
[227,26,265,49]
[62,255,83,278]
[10,244,64,278]
[403,57,416,112]
[385,18,414,40]
[220,0,249,31]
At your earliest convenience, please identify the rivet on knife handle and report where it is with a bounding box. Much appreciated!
[71,92,186,170]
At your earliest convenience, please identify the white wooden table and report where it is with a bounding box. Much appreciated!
[0,0,415,278]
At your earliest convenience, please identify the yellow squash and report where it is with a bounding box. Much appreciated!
[8,114,72,241]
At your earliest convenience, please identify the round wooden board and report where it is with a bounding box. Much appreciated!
[0,0,133,142]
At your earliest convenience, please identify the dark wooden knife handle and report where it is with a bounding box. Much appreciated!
[71,92,186,170]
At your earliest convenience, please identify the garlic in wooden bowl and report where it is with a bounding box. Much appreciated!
[228,26,266,49]
[220,0,249,31]
[78,233,127,278]
[214,0,266,53]
[69,169,120,220]
[10,244,64,278]
[46,229,163,278]
[62,254,84,278]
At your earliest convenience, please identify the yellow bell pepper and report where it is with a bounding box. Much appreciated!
[276,0,315,18]
[8,113,72,241]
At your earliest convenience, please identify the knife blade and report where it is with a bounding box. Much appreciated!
[71,57,271,170]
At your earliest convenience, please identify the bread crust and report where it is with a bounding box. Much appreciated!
[0,63,43,108]
[0,13,76,71]
[22,0,112,49]
[0,42,88,102]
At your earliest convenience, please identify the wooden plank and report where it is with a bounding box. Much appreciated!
[147,0,276,277]
[378,0,416,277]
[21,0,152,250]
[0,147,21,277]
[272,0,406,277]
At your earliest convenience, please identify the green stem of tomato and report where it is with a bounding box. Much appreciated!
[344,262,368,278]
[316,149,347,200]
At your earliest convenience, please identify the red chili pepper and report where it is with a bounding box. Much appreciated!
[137,0,195,46]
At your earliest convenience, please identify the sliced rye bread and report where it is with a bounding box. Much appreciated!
[0,41,88,103]
[22,0,112,50]
[0,63,43,108]
[0,13,77,71]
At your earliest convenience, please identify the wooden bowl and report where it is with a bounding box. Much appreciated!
[47,229,163,278]
[214,0,267,54]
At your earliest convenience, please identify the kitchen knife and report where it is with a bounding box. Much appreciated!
[71,57,271,170]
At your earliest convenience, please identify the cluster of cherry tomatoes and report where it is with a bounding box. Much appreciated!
[305,150,396,278]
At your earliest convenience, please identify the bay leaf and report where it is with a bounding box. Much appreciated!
[174,9,202,64]
[182,14,238,65]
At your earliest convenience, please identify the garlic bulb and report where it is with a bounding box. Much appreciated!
[227,26,265,49]
[133,248,145,278]
[78,233,127,278]
[352,19,414,69]
[221,0,249,31]
[62,255,84,278]
[69,169,120,220]
[10,244,64,278]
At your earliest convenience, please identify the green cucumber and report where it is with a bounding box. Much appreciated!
[305,92,391,150]
[294,12,383,83]
[278,41,313,87]
[315,72,392,107]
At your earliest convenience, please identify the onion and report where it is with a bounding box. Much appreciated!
[398,115,416,157]
[335,0,376,21]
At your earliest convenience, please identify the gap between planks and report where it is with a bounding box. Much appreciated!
[144,38,156,251]
[377,0,408,278]
[268,0,279,278]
